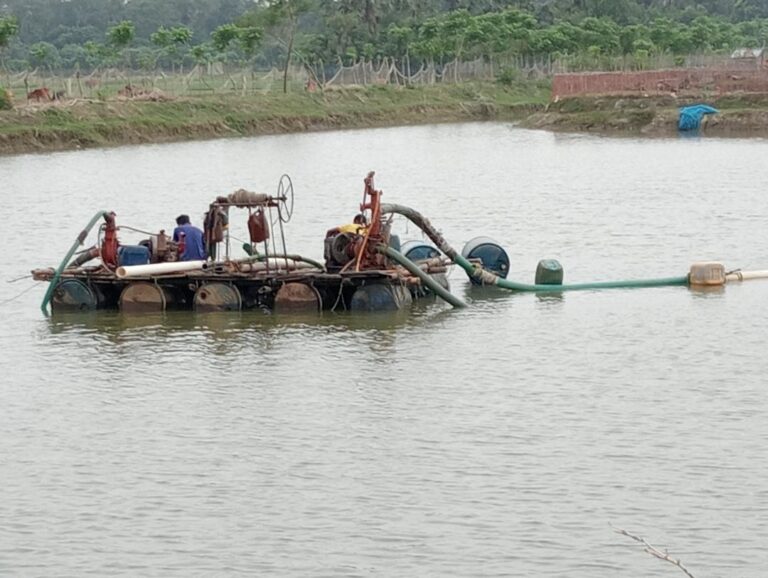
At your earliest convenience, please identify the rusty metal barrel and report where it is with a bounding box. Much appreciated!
[119,282,174,313]
[274,283,322,313]
[350,282,412,312]
[51,279,100,312]
[193,283,242,312]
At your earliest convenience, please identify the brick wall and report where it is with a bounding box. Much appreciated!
[552,68,768,99]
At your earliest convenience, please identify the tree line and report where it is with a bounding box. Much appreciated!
[2,0,768,82]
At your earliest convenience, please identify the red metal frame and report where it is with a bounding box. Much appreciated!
[354,171,387,271]
[101,212,119,269]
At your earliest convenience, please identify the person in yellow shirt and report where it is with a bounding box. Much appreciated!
[327,213,368,237]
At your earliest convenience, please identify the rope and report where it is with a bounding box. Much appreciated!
[6,274,33,284]
[1,282,42,306]
[330,280,347,312]
[118,225,160,236]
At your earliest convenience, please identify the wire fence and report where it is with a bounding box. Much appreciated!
[3,52,765,104]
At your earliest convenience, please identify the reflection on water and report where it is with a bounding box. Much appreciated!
[48,304,441,339]
[3,124,768,577]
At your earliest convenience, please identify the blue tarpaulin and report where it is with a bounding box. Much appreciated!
[678,104,719,132]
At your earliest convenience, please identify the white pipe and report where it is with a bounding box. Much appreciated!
[726,270,768,282]
[116,260,206,279]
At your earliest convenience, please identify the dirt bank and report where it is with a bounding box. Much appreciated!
[0,83,548,155]
[522,93,768,137]
[4,83,768,155]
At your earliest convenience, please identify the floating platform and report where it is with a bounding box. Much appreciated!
[34,264,450,314]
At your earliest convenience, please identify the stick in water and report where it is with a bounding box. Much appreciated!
[612,525,696,578]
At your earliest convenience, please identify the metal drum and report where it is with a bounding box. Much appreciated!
[194,283,242,312]
[461,236,510,285]
[350,283,413,312]
[274,283,322,313]
[535,259,564,285]
[119,282,173,313]
[52,279,99,312]
[400,240,441,262]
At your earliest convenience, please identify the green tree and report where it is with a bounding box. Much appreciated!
[0,15,19,70]
[151,25,192,71]
[84,40,117,68]
[238,27,263,60]
[107,20,135,69]
[107,20,135,50]
[29,41,60,72]
[241,0,313,93]
[191,42,217,68]
[211,24,262,66]
[212,23,240,54]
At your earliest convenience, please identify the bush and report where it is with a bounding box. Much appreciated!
[0,87,12,110]
[496,67,520,86]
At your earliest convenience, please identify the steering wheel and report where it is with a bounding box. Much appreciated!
[276,174,294,223]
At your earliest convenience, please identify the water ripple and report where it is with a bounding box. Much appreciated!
[2,125,768,576]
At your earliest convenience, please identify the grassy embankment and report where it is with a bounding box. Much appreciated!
[4,79,768,155]
[0,82,550,155]
[522,92,768,136]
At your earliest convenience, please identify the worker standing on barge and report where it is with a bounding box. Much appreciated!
[173,214,207,261]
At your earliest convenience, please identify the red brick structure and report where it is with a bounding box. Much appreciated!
[552,68,768,99]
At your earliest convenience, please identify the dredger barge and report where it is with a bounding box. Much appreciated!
[33,171,768,315]
[34,172,463,315]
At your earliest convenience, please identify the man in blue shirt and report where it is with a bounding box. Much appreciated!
[173,214,207,261]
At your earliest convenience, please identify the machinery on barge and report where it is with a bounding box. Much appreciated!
[33,170,768,316]
[33,172,456,315]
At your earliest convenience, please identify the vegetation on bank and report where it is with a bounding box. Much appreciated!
[4,0,768,154]
[2,1,768,85]
[5,78,768,155]
[0,82,551,154]
[523,92,768,135]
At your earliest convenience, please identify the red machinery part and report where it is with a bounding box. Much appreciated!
[101,212,119,269]
[248,209,270,243]
[354,171,386,271]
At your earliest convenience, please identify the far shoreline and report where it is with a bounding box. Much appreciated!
[2,83,768,156]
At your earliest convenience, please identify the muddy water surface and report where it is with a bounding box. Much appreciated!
[1,124,768,577]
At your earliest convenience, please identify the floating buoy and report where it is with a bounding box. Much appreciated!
[689,262,726,286]
[52,279,100,312]
[194,283,242,312]
[274,282,321,313]
[535,259,564,285]
[119,282,173,313]
[350,283,412,312]
[461,236,510,285]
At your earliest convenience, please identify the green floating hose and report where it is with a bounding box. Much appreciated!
[381,202,689,293]
[41,210,108,316]
[453,254,688,292]
[378,244,466,308]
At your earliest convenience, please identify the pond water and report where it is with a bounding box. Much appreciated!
[1,124,767,577]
